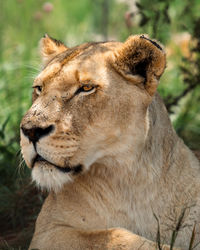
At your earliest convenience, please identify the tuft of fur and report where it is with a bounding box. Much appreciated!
[32,163,72,192]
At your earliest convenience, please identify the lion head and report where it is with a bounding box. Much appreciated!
[20,34,166,191]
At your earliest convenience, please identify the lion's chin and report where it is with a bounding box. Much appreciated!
[32,161,72,192]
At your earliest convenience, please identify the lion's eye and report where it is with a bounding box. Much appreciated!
[33,86,42,95]
[76,85,95,95]
[81,85,94,92]
[82,85,94,92]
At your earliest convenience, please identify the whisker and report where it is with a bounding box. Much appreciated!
[17,150,26,176]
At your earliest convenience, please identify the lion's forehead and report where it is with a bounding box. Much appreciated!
[35,47,113,88]
[35,62,61,85]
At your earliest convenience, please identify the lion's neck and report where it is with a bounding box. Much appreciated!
[82,93,200,239]
[141,93,179,176]
[89,92,200,217]
[95,93,179,181]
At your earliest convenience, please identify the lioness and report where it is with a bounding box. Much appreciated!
[20,34,200,249]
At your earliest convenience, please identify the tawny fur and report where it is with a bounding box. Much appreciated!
[20,35,199,250]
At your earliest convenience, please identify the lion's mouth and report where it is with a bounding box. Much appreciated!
[32,154,83,174]
[32,154,72,173]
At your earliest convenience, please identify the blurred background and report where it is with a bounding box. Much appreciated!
[0,0,199,249]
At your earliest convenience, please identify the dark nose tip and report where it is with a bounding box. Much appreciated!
[21,125,54,142]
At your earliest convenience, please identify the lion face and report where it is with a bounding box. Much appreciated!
[20,35,165,191]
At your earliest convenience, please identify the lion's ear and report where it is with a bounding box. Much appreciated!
[40,34,68,66]
[113,35,166,96]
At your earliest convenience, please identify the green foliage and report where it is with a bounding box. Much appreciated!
[0,0,199,248]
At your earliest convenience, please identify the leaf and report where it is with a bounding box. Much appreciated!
[0,115,10,139]
[188,222,196,249]
[135,2,143,9]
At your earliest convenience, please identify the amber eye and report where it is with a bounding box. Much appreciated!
[76,85,95,95]
[82,85,94,92]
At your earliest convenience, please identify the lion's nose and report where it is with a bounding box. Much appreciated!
[21,125,54,143]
